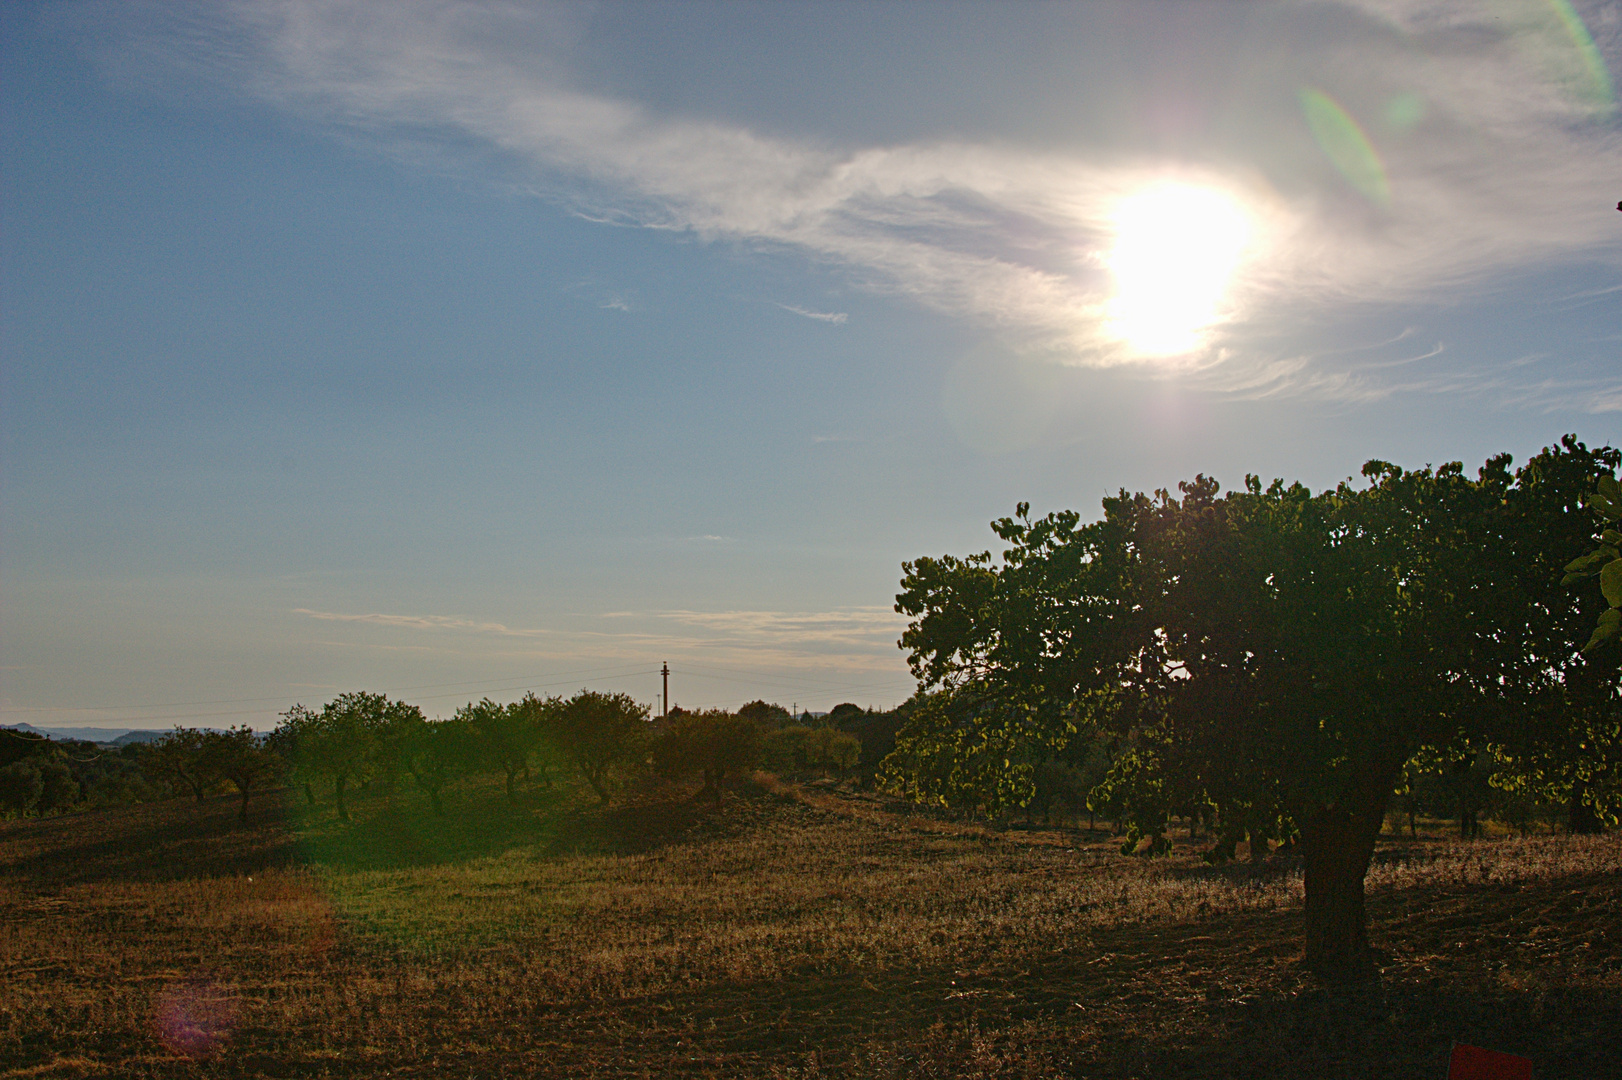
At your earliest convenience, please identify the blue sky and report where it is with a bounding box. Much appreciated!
[3,0,1619,730]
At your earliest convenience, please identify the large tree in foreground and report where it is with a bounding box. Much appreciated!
[889,439,1618,979]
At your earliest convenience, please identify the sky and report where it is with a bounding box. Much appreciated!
[2,0,1620,732]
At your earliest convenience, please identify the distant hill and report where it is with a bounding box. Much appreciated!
[1,723,169,744]
[112,730,167,745]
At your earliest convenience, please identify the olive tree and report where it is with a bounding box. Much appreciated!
[553,690,649,804]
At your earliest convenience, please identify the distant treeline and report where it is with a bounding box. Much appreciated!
[1,692,1574,842]
[0,694,897,822]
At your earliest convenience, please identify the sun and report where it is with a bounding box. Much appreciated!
[1106,182,1252,358]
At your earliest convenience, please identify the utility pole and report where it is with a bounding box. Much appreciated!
[661,662,670,718]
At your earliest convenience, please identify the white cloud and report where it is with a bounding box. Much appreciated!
[776,303,848,324]
[293,607,551,637]
[135,1,1622,381]
[292,604,909,672]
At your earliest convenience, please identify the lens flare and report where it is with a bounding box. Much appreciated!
[1299,89,1390,206]
[1106,182,1251,358]
[1541,0,1614,114]
[153,977,237,1059]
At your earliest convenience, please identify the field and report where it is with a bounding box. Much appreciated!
[2,776,1619,1079]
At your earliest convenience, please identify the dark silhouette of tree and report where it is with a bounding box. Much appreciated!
[653,710,761,802]
[403,715,470,816]
[0,760,46,815]
[288,692,421,821]
[737,700,792,727]
[141,728,217,802]
[458,696,547,806]
[269,705,321,806]
[206,726,282,822]
[553,690,649,804]
[889,441,1619,980]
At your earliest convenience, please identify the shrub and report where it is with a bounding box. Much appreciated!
[761,725,860,775]
[0,760,44,816]
[761,726,812,773]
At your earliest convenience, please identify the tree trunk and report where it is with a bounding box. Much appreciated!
[1298,786,1388,981]
[303,781,317,807]
[1569,784,1604,835]
[238,784,252,822]
[1248,829,1268,865]
[335,776,350,822]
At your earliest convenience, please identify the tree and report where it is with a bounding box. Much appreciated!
[553,690,650,804]
[1566,470,1622,652]
[826,703,866,724]
[205,726,282,822]
[737,700,792,727]
[0,760,44,816]
[458,696,547,806]
[653,710,761,802]
[1488,439,1622,832]
[288,692,421,821]
[403,715,470,816]
[889,444,1618,980]
[142,728,217,802]
[0,731,80,816]
[805,726,861,771]
[268,705,322,807]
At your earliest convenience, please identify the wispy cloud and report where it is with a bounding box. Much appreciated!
[775,303,848,324]
[293,608,552,637]
[128,1,1622,384]
[292,605,909,671]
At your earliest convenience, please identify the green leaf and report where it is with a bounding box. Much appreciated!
[1582,607,1622,653]
[1604,529,1622,547]
[1565,550,1613,573]
[1592,486,1622,519]
[1602,558,1622,608]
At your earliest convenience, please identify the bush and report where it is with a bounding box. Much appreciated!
[806,727,861,771]
[761,726,812,773]
[35,758,79,812]
[0,760,44,815]
[761,725,860,775]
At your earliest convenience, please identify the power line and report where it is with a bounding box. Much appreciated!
[675,661,914,696]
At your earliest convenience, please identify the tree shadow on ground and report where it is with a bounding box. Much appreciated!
[0,792,299,885]
[501,867,1621,1078]
[289,776,758,871]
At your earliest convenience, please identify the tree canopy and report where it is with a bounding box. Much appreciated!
[887,438,1620,979]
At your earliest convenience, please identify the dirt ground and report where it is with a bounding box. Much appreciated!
[1,779,1617,1078]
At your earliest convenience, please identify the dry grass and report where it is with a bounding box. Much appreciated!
[1,775,1618,1078]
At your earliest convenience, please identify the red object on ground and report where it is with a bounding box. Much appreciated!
[1448,1043,1533,1080]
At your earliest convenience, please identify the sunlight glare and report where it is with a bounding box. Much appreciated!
[1106,183,1252,358]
